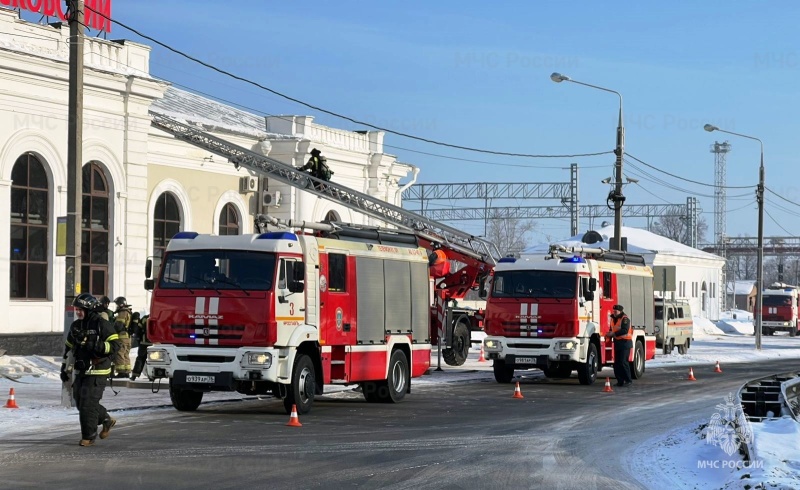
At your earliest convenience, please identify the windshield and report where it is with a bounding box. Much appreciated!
[492,270,576,299]
[159,250,276,291]
[763,295,793,307]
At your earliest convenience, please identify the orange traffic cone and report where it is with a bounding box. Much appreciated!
[286,404,302,427]
[5,388,19,409]
[714,361,722,373]
[478,345,486,363]
[687,367,697,381]
[512,382,524,399]
[603,377,614,393]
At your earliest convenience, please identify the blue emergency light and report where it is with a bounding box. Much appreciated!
[257,232,298,241]
[561,255,586,263]
[498,257,517,263]
[172,232,199,240]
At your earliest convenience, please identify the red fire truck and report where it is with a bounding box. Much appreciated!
[482,245,657,385]
[144,217,493,414]
[761,282,800,337]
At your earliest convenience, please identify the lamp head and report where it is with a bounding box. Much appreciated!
[703,124,719,132]
[601,177,612,184]
[626,177,639,184]
[550,72,570,83]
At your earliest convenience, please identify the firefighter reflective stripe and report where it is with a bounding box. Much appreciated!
[88,368,112,376]
[194,297,220,326]
[66,340,73,348]
[104,333,120,354]
[520,303,538,337]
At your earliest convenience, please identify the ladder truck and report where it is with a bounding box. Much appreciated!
[144,114,498,413]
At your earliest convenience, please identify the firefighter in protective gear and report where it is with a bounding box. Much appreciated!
[130,313,151,381]
[99,296,115,323]
[300,148,333,183]
[111,296,133,378]
[606,304,633,387]
[61,293,121,446]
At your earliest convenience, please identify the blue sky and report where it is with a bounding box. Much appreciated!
[42,1,800,242]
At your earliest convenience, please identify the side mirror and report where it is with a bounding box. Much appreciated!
[584,291,594,301]
[589,278,597,292]
[289,280,304,293]
[145,259,153,279]
[144,279,154,291]
[478,275,489,300]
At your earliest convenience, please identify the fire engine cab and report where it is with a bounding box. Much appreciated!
[761,282,800,337]
[482,245,657,385]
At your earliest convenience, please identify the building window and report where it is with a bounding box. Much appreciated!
[218,203,240,236]
[10,154,49,299]
[81,162,110,296]
[153,192,182,261]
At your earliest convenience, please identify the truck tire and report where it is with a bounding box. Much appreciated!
[442,320,470,366]
[630,341,645,380]
[662,338,674,356]
[677,339,689,355]
[169,380,203,412]
[791,328,797,338]
[577,343,598,385]
[493,360,515,383]
[542,364,572,378]
[283,354,315,415]
[379,349,409,403]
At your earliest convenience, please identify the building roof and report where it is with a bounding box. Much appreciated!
[525,225,724,262]
[150,86,292,140]
[727,280,756,295]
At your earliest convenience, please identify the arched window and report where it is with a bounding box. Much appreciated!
[153,192,181,260]
[81,162,110,296]
[218,203,240,236]
[324,210,340,223]
[10,154,49,299]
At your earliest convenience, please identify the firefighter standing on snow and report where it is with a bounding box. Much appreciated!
[606,304,633,387]
[60,293,121,446]
[111,297,133,378]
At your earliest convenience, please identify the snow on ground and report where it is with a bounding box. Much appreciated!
[2,311,799,488]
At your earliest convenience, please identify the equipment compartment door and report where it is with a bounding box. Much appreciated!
[319,252,355,346]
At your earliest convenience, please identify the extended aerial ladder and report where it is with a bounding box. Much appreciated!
[150,113,500,365]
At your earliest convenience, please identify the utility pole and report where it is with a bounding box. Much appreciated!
[62,0,84,408]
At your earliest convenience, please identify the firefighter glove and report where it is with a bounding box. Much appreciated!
[60,363,69,382]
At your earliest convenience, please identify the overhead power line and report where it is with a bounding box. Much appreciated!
[626,153,756,190]
[83,5,612,160]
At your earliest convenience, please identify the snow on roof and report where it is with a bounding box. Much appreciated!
[150,86,294,140]
[524,225,723,262]
[727,280,756,295]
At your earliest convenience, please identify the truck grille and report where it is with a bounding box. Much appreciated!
[176,355,236,363]
[170,324,246,341]
[500,322,557,337]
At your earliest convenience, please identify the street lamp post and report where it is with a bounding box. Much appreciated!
[704,123,764,350]
[551,73,626,250]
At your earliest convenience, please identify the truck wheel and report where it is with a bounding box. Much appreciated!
[493,360,515,383]
[377,349,409,403]
[630,341,645,380]
[283,354,315,415]
[577,343,598,385]
[662,338,674,356]
[442,320,470,366]
[169,380,203,412]
[791,328,797,338]
[677,339,689,355]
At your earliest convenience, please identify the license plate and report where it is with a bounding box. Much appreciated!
[186,375,215,383]
[515,357,535,364]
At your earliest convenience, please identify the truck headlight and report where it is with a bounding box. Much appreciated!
[784,322,789,327]
[147,349,170,364]
[245,352,272,368]
[484,339,501,350]
[558,341,576,350]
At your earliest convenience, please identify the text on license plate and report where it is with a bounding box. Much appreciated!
[515,357,535,364]
[186,375,215,383]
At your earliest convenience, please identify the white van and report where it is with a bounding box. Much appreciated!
[653,299,693,355]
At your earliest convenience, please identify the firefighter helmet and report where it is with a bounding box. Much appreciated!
[72,293,99,312]
[113,296,130,308]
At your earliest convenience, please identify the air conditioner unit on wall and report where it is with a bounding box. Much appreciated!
[239,176,258,194]
[263,190,281,208]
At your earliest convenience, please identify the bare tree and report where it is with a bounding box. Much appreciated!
[486,215,537,258]
[651,215,708,245]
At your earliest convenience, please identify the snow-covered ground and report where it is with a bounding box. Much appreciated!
[2,310,799,488]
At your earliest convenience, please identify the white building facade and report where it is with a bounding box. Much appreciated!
[0,10,414,353]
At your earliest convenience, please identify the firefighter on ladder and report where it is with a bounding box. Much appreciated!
[300,148,333,187]
[606,304,633,387]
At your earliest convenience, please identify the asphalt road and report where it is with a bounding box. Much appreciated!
[1,358,798,490]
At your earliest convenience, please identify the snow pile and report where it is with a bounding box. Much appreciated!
[733,417,800,490]
[693,316,727,338]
